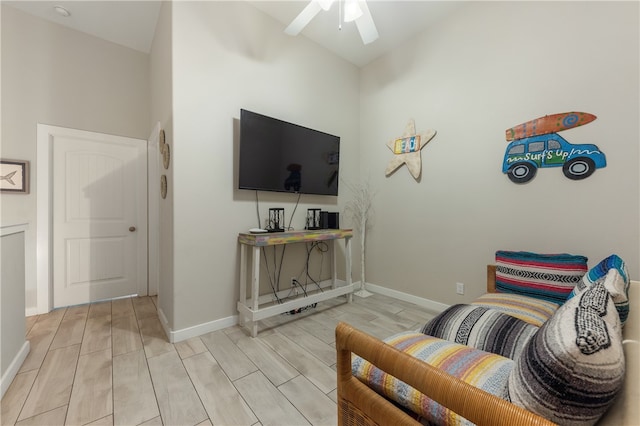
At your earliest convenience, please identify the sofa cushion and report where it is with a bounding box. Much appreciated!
[495,250,588,304]
[508,281,625,425]
[471,292,559,327]
[352,331,513,426]
[421,304,538,359]
[568,254,630,326]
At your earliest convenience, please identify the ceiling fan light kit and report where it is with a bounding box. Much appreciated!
[285,0,378,45]
[343,0,363,22]
[53,5,71,18]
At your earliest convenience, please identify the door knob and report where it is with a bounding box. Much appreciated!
[129,226,136,232]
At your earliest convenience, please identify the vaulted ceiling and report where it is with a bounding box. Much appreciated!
[5,1,465,67]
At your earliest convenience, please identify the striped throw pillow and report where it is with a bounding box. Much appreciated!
[495,251,588,304]
[421,304,538,359]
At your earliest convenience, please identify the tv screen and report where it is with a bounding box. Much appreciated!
[239,109,340,196]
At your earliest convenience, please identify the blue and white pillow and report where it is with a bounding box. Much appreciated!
[568,254,630,326]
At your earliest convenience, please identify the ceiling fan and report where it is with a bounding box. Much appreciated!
[285,0,379,45]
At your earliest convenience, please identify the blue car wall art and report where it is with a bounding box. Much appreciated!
[502,112,606,184]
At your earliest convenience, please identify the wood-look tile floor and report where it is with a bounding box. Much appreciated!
[1,293,437,426]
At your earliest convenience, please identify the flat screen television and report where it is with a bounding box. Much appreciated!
[238,109,340,196]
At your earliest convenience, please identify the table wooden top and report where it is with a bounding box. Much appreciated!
[238,229,353,246]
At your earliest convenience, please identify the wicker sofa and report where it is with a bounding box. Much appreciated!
[336,258,638,426]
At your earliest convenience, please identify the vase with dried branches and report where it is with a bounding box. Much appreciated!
[343,180,375,297]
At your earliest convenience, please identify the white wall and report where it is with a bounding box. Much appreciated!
[0,4,151,312]
[149,1,175,333]
[359,1,640,304]
[170,1,360,332]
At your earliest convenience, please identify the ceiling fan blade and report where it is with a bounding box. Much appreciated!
[317,0,335,11]
[285,1,323,36]
[355,0,379,44]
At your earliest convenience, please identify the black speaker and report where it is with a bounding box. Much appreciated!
[328,212,339,229]
[319,211,329,229]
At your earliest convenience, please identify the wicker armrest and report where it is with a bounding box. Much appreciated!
[487,264,497,293]
[336,322,555,426]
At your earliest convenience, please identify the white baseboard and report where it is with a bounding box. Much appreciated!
[1,341,30,399]
[156,282,447,344]
[170,315,238,343]
[362,282,450,313]
[25,307,39,317]
[152,280,637,345]
[158,306,238,343]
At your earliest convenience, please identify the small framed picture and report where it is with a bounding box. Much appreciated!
[0,159,30,194]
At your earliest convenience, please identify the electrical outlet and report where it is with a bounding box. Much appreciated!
[291,277,297,287]
[456,282,464,295]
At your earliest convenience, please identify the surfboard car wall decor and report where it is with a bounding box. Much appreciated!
[502,112,606,184]
[505,111,597,142]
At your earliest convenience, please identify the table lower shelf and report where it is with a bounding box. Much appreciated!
[237,281,354,336]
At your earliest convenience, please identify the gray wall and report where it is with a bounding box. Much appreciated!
[1,4,151,312]
[359,1,639,304]
[1,228,26,382]
[149,1,175,336]
[169,1,360,332]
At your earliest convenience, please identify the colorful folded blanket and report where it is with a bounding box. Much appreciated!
[352,331,513,426]
[471,292,559,327]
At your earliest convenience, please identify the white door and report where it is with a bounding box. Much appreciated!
[52,130,147,308]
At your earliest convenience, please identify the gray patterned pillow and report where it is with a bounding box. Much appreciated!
[421,304,538,360]
[508,281,625,425]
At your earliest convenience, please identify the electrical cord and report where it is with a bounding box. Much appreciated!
[287,192,302,230]
[261,247,282,304]
[286,279,316,315]
[252,190,326,311]
[257,190,301,231]
[305,241,328,293]
[275,245,286,292]
[281,243,326,314]
[254,190,294,300]
[255,190,262,228]
[290,278,308,297]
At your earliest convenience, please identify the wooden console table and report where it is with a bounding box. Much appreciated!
[237,229,353,337]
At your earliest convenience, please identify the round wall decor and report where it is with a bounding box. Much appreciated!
[159,129,166,150]
[162,144,170,169]
[160,175,167,199]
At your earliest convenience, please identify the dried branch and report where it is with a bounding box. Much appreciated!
[343,179,376,294]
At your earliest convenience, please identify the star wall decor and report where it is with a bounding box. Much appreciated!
[385,119,436,180]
